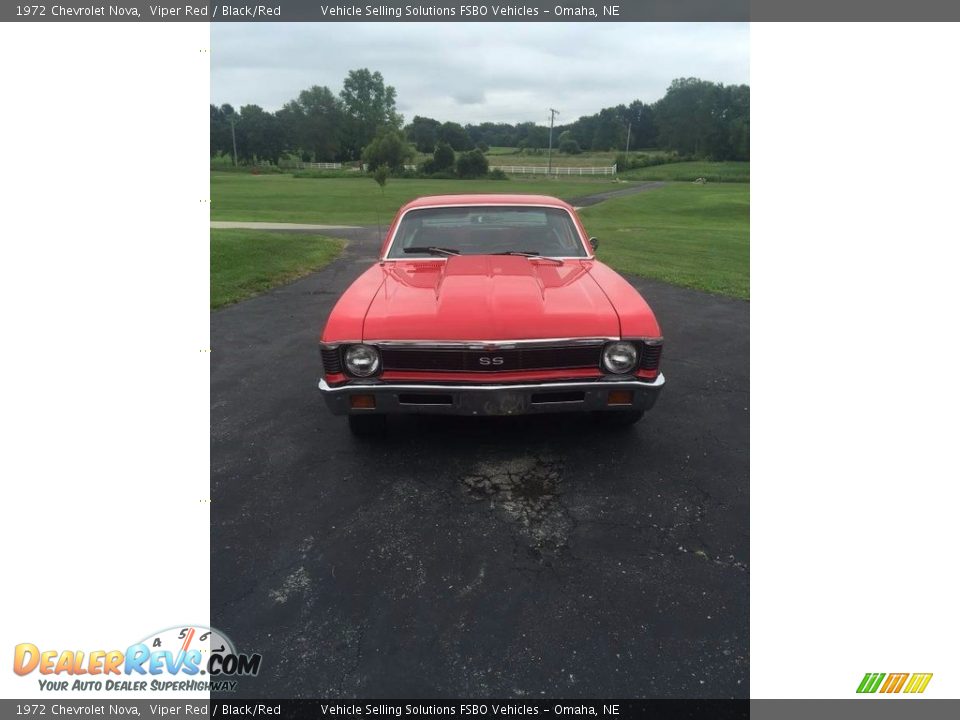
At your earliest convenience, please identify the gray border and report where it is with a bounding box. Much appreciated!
[7,0,960,22]
[2,1,748,23]
[752,699,960,719]
[9,0,960,23]
[2,700,958,716]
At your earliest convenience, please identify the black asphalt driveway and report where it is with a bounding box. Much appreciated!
[211,228,749,698]
[568,181,667,207]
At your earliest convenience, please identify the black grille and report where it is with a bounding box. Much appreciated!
[639,342,663,370]
[380,345,603,373]
[320,347,342,374]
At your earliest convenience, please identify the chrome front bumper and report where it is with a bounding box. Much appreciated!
[318,374,664,416]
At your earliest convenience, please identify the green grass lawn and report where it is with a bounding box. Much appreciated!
[210,230,344,309]
[580,183,749,299]
[211,172,620,225]
[211,172,749,301]
[620,160,749,183]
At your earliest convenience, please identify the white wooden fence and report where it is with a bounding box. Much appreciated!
[353,163,618,176]
[491,165,617,176]
[295,161,342,170]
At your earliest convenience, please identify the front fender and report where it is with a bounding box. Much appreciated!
[320,265,385,343]
[586,261,662,338]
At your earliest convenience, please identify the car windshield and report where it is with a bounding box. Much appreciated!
[387,205,589,259]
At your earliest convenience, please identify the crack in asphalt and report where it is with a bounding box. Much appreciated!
[460,455,574,560]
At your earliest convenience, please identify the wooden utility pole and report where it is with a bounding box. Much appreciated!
[230,116,238,167]
[547,108,559,174]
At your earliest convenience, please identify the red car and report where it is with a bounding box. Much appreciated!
[318,194,664,435]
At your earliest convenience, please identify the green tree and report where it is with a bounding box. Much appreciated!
[564,115,595,150]
[467,122,521,148]
[624,100,658,150]
[590,108,625,151]
[558,130,581,155]
[722,84,750,160]
[362,130,413,173]
[516,122,549,151]
[433,141,455,172]
[406,115,441,153]
[655,77,719,157]
[237,104,282,164]
[438,121,471,151]
[653,78,749,159]
[210,104,238,160]
[340,69,402,159]
[277,85,342,162]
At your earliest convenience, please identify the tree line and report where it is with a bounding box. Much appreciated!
[211,72,749,165]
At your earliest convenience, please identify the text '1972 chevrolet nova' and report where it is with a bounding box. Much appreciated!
[318,194,664,435]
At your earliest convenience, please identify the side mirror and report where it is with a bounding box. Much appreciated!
[589,237,599,251]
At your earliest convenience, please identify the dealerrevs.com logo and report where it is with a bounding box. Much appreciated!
[13,625,261,693]
[857,673,933,694]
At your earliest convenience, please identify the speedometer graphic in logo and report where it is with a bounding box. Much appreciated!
[136,625,258,676]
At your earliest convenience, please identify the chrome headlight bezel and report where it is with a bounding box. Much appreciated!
[343,344,381,378]
[601,341,639,374]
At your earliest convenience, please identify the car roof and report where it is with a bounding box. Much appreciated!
[400,194,574,211]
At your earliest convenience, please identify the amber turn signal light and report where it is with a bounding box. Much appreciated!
[607,390,634,406]
[349,394,376,409]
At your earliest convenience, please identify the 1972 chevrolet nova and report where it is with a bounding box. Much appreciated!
[318,194,664,435]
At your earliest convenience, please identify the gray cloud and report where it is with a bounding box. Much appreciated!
[211,22,748,124]
[452,88,486,105]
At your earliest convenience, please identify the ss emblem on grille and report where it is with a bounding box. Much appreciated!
[479,356,504,366]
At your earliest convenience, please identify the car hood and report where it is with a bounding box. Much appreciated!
[362,256,620,341]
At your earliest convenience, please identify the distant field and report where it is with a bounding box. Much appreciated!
[484,148,670,168]
[620,161,749,183]
[580,183,749,299]
[485,146,521,156]
[211,171,619,225]
[210,229,343,308]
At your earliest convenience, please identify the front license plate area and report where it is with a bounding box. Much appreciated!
[478,391,526,416]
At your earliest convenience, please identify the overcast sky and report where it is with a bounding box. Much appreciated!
[211,23,749,125]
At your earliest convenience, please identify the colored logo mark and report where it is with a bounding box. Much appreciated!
[857,672,933,694]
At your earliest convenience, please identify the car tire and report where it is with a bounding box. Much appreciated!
[593,410,644,428]
[348,414,386,437]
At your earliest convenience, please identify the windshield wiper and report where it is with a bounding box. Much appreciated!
[404,246,461,257]
[495,250,564,265]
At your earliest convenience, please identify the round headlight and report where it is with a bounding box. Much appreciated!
[343,344,381,377]
[602,342,638,374]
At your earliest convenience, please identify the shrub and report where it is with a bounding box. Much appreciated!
[210,152,235,169]
[372,165,389,190]
[455,149,489,178]
[362,131,414,174]
[611,151,686,171]
[421,170,459,180]
[488,168,508,180]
